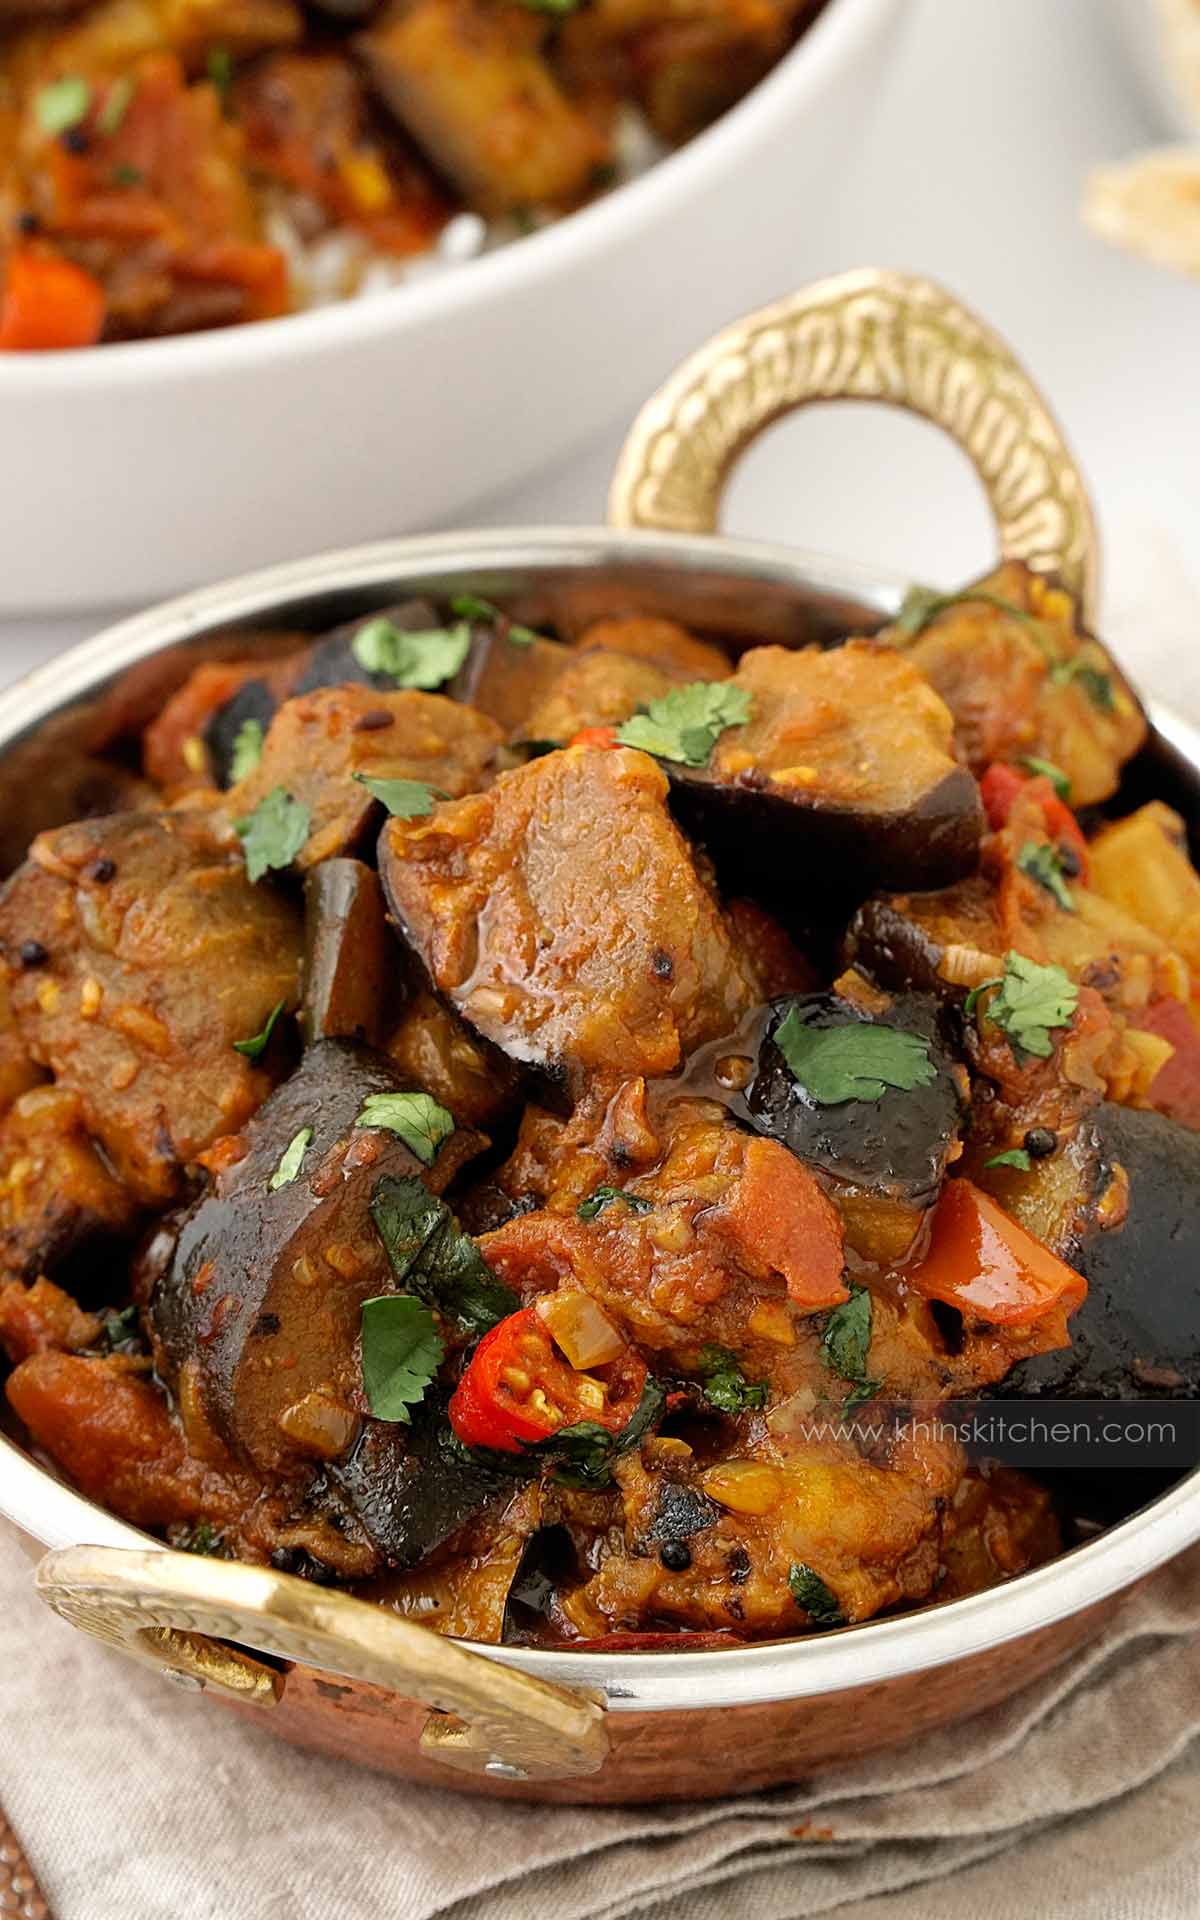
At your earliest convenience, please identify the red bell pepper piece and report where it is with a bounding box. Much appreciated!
[908,1179,1087,1328]
[980,763,1089,880]
[1134,997,1200,1130]
[448,1304,647,1452]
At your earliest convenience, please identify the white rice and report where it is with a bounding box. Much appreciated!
[263,106,666,312]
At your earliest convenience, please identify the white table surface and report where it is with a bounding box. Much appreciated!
[4,0,1196,680]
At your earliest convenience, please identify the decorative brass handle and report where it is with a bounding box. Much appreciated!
[36,1546,608,1782]
[608,268,1100,624]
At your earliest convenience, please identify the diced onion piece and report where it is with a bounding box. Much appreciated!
[765,1386,818,1440]
[535,1288,625,1368]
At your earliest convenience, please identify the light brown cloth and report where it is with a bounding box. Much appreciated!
[2,580,1200,1919]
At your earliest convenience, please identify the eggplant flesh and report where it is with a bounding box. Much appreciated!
[301,859,393,1049]
[745,989,967,1260]
[147,1039,483,1490]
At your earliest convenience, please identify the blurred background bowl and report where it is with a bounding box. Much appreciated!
[0,0,902,620]
[1108,0,1200,137]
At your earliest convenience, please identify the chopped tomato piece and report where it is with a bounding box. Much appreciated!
[0,249,105,351]
[448,1304,647,1452]
[569,726,619,749]
[908,1178,1087,1328]
[981,763,1089,879]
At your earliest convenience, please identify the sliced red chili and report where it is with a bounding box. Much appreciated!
[981,763,1089,879]
[448,1304,647,1453]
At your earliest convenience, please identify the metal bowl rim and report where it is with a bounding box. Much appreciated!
[1,520,1196,1715]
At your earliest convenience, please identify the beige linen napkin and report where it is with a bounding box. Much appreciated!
[2,553,1200,1920]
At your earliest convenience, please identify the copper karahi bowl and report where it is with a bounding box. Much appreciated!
[2,271,1198,1804]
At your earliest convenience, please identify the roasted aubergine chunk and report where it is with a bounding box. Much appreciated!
[746,979,969,1262]
[660,641,983,893]
[379,743,760,1080]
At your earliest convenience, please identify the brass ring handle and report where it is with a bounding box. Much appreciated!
[608,268,1100,624]
[36,1545,608,1782]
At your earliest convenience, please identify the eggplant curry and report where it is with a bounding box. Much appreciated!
[0,0,824,349]
[1,563,1196,1648]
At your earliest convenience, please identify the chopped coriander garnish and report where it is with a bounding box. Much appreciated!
[34,76,90,138]
[788,1563,844,1626]
[1017,840,1076,911]
[819,1284,881,1413]
[360,1293,444,1423]
[1051,653,1115,710]
[352,616,471,689]
[576,1185,653,1222]
[970,951,1078,1060]
[370,1174,517,1335]
[229,716,264,781]
[110,163,143,187]
[356,1091,454,1167]
[351,772,445,818]
[269,1125,312,1191]
[173,1521,224,1556]
[450,593,542,647]
[527,1380,665,1489]
[892,584,1046,642]
[696,1344,767,1414]
[1017,755,1071,800]
[97,73,136,137]
[774,1011,937,1106]
[615,681,752,768]
[233,997,286,1061]
[207,45,233,107]
[984,1148,1034,1172]
[98,1303,141,1353]
[234,786,310,882]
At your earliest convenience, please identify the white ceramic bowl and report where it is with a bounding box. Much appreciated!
[0,0,902,618]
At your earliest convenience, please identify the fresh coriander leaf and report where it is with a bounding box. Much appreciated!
[110,162,143,186]
[696,1344,767,1414]
[173,1521,224,1556]
[534,1379,666,1489]
[1017,755,1071,800]
[820,1284,873,1385]
[839,1378,882,1414]
[893,584,1045,643]
[788,1563,844,1626]
[370,1174,518,1335]
[775,1011,937,1106]
[233,997,286,1061]
[616,681,752,767]
[98,1303,141,1353]
[360,1293,444,1423]
[269,1125,312,1191]
[976,951,1078,1060]
[234,786,310,882]
[356,1091,455,1167]
[450,593,542,647]
[576,1184,653,1222]
[97,72,136,136]
[352,616,471,689]
[1017,840,1076,911]
[229,716,264,781]
[35,76,90,137]
[984,1148,1034,1172]
[207,45,232,106]
[1051,653,1115,711]
[351,772,445,818]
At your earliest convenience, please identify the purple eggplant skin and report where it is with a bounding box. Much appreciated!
[745,990,967,1214]
[666,762,983,899]
[145,1038,483,1484]
[1001,1103,1200,1402]
[327,1389,509,1573]
[301,859,393,1049]
[843,896,951,999]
